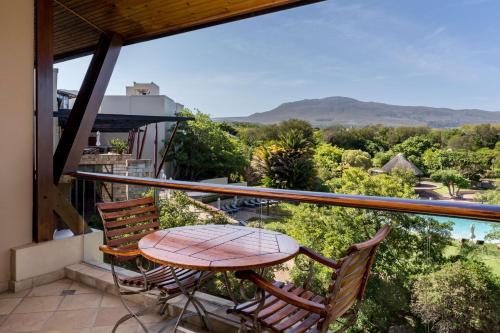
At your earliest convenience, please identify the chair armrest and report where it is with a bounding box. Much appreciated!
[299,246,340,269]
[235,270,327,316]
[99,245,140,257]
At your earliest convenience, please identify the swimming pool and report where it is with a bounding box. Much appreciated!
[429,215,497,241]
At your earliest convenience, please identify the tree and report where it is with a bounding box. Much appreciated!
[392,167,418,186]
[166,109,248,181]
[157,191,230,229]
[411,260,500,332]
[269,168,452,330]
[478,188,500,242]
[277,119,316,146]
[251,129,316,190]
[423,149,488,182]
[341,149,372,169]
[385,126,432,146]
[447,134,476,151]
[438,171,469,197]
[392,135,436,171]
[235,119,316,147]
[372,151,393,167]
[431,169,470,198]
[313,143,343,182]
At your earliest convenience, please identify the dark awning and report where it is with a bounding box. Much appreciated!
[54,109,193,133]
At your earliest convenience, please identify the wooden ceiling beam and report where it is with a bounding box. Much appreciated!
[54,0,324,62]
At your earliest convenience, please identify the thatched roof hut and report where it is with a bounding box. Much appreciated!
[381,153,424,176]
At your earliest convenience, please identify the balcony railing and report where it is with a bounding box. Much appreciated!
[69,171,500,222]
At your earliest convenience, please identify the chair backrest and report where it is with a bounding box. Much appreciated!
[97,197,160,252]
[325,224,391,322]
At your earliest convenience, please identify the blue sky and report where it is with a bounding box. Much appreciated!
[56,0,500,118]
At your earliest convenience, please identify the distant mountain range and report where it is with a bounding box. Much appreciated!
[217,96,500,127]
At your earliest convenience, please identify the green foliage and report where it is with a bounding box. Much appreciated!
[485,224,500,242]
[157,191,229,229]
[109,138,128,154]
[272,169,451,330]
[431,169,470,197]
[477,187,500,205]
[341,149,372,170]
[392,135,436,171]
[477,189,500,242]
[322,125,432,154]
[323,126,372,151]
[372,151,392,167]
[391,167,418,186]
[411,260,500,332]
[448,124,500,150]
[326,167,415,198]
[251,129,316,190]
[235,119,316,147]
[313,143,343,182]
[424,149,489,182]
[166,109,247,181]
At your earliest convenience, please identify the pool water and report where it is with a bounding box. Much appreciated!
[429,216,496,241]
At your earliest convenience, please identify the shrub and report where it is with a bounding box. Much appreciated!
[341,149,372,169]
[411,260,500,332]
[109,138,128,154]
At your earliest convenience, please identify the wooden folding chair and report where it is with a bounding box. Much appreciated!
[231,224,391,333]
[97,197,212,333]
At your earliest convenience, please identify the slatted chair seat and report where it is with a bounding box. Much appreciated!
[119,267,212,294]
[232,224,391,333]
[233,282,325,333]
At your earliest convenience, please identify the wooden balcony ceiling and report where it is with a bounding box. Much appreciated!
[54,0,322,61]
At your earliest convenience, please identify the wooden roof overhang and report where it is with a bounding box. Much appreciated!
[54,0,324,62]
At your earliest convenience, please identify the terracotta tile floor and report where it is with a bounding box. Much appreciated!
[0,279,205,333]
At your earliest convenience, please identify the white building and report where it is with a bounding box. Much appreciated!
[57,81,184,163]
[99,82,183,162]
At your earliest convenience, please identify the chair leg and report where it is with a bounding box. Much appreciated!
[237,318,248,333]
[110,259,154,333]
[169,268,212,333]
[158,293,178,316]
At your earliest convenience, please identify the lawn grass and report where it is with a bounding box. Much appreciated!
[433,185,451,197]
[444,241,500,276]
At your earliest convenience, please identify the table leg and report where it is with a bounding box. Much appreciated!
[222,271,238,306]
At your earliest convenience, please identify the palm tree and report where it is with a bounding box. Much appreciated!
[251,130,316,190]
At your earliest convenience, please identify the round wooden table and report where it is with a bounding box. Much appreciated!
[138,224,300,332]
[138,224,300,272]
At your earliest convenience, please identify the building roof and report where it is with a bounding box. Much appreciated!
[54,0,323,61]
[54,109,193,132]
[381,153,424,176]
[57,89,79,98]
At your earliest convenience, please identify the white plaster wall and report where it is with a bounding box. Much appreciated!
[0,1,35,292]
[11,230,103,282]
[99,95,181,163]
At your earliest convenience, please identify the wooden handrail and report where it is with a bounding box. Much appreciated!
[69,171,500,222]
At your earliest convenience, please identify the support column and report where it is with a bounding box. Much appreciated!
[53,33,122,184]
[34,0,54,242]
[156,121,179,178]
